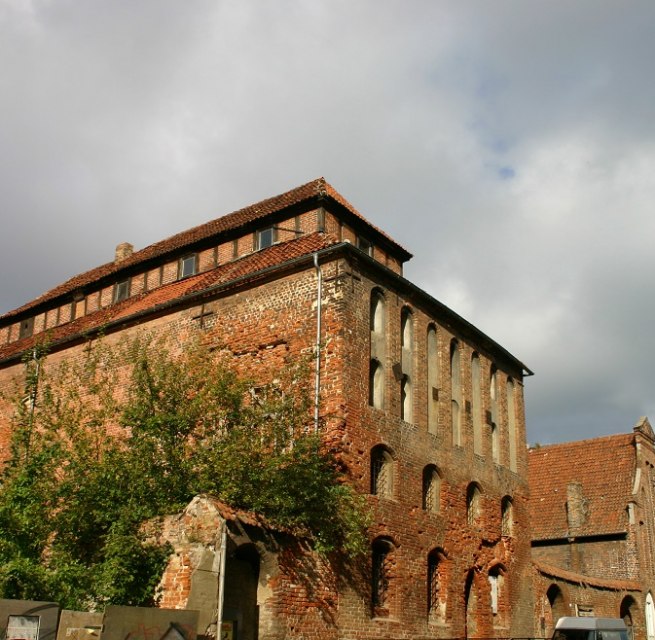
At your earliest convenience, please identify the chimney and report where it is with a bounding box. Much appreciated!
[115,242,134,263]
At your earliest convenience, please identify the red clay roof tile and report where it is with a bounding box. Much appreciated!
[528,433,636,540]
[1,178,410,322]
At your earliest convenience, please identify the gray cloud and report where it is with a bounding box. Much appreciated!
[1,0,654,444]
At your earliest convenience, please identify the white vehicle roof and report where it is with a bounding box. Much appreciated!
[555,617,627,631]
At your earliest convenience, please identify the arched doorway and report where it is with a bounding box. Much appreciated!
[223,543,260,640]
[620,595,637,640]
[545,584,566,637]
[464,569,478,638]
[645,592,655,640]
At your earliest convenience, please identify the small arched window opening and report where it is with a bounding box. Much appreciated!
[401,375,412,422]
[490,365,500,462]
[371,445,394,498]
[427,547,447,620]
[372,537,395,617]
[450,339,461,446]
[621,595,637,640]
[422,465,441,513]
[501,496,514,536]
[466,482,482,526]
[507,377,517,471]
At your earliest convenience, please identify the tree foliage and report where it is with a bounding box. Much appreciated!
[0,332,369,609]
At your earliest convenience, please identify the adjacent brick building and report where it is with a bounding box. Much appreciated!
[529,417,655,640]
[0,178,535,639]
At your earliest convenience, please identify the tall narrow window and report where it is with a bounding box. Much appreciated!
[450,340,461,446]
[372,537,395,616]
[472,353,482,455]
[427,548,446,619]
[507,378,517,472]
[467,482,482,526]
[501,496,514,536]
[427,325,439,434]
[369,290,386,409]
[490,366,500,462]
[400,307,414,422]
[371,445,393,498]
[488,566,505,617]
[422,465,441,513]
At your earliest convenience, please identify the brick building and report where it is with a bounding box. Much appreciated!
[529,417,655,640]
[0,178,535,639]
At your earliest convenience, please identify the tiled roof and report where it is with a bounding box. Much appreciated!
[0,232,336,363]
[534,559,640,591]
[528,433,636,540]
[1,178,411,322]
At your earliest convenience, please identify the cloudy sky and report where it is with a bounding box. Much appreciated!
[2,0,654,444]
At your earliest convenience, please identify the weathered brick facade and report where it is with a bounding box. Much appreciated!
[529,418,655,640]
[0,178,535,639]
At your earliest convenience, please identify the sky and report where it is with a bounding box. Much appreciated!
[1,0,654,445]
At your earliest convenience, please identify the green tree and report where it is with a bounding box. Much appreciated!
[0,331,368,609]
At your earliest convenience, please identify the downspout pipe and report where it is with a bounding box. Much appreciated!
[313,252,322,432]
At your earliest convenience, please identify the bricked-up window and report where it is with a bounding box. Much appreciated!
[369,290,386,409]
[472,353,482,455]
[19,316,34,339]
[466,482,482,525]
[371,445,394,498]
[490,366,500,462]
[179,254,197,279]
[427,548,446,619]
[427,325,439,434]
[113,277,131,303]
[372,537,395,616]
[507,378,518,472]
[501,496,513,536]
[400,307,413,422]
[422,465,441,513]
[450,339,462,446]
[257,226,276,249]
[369,360,384,409]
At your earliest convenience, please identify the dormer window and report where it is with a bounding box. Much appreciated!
[19,317,34,339]
[114,278,131,303]
[357,236,373,256]
[179,254,197,279]
[257,226,276,250]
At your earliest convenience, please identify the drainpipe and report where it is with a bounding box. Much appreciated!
[216,522,227,638]
[313,252,322,432]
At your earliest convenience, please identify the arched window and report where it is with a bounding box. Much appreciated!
[472,353,482,454]
[371,445,394,498]
[507,378,517,471]
[621,595,637,640]
[427,325,439,434]
[646,592,655,640]
[501,496,513,536]
[372,537,395,616]
[450,340,461,446]
[400,307,413,422]
[466,482,482,525]
[369,290,386,409]
[422,465,441,513]
[427,547,446,620]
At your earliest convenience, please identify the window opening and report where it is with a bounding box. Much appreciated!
[422,466,441,513]
[357,236,373,256]
[114,278,131,303]
[467,483,482,525]
[179,254,197,279]
[372,538,394,615]
[257,226,275,249]
[19,317,34,340]
[371,446,393,497]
